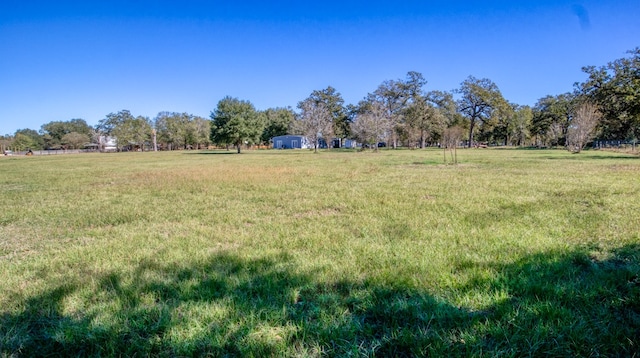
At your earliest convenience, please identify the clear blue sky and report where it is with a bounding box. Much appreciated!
[1,1,638,135]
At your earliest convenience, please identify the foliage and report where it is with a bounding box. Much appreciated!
[97,110,152,150]
[294,95,333,152]
[260,107,295,144]
[13,128,45,150]
[578,48,640,140]
[456,76,507,147]
[155,112,211,150]
[41,119,92,149]
[210,96,264,153]
[531,93,575,147]
[61,132,90,149]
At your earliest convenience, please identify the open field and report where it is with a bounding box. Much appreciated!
[1,148,639,356]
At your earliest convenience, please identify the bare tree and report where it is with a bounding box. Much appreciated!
[566,102,600,153]
[295,97,332,152]
[350,100,390,152]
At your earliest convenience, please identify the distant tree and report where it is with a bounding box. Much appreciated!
[294,96,332,153]
[155,112,190,150]
[566,102,600,153]
[41,119,92,148]
[61,132,90,149]
[350,100,390,152]
[192,116,211,149]
[368,79,406,148]
[12,133,38,151]
[307,87,350,143]
[531,93,575,147]
[260,107,295,144]
[403,96,445,148]
[578,48,640,141]
[456,76,507,147]
[210,97,264,153]
[14,129,44,150]
[98,110,151,151]
[511,105,533,146]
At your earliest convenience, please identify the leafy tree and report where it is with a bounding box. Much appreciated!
[61,132,90,149]
[578,48,640,140]
[12,133,38,151]
[210,97,264,153]
[403,96,445,148]
[531,94,575,147]
[511,105,533,146]
[41,119,92,148]
[456,76,507,147]
[260,107,295,144]
[566,102,600,153]
[14,129,44,150]
[294,97,332,153]
[98,110,152,151]
[192,116,212,149]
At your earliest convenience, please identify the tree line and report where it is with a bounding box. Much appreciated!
[2,48,638,154]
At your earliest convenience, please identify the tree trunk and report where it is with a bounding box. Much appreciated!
[468,120,475,148]
[236,142,241,154]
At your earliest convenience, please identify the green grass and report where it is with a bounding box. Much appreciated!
[1,148,639,356]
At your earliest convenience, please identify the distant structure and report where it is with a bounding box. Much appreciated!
[272,135,311,149]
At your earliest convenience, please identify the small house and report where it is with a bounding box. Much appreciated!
[272,135,311,149]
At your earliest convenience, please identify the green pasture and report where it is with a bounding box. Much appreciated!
[1,148,639,356]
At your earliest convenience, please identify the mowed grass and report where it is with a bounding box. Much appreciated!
[1,148,639,356]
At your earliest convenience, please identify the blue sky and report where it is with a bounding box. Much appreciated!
[1,1,639,135]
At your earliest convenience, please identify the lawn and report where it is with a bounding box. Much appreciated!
[1,148,639,356]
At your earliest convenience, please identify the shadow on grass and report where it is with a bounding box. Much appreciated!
[2,246,639,356]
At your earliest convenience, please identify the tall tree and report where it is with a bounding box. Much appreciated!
[456,76,507,147]
[307,87,349,145]
[566,102,601,153]
[368,79,406,149]
[578,48,640,140]
[294,96,332,153]
[210,97,263,153]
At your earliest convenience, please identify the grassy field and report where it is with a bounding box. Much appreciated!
[1,148,639,357]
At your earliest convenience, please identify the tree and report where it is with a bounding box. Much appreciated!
[61,132,90,149]
[294,97,332,153]
[531,93,575,147]
[368,79,406,149]
[260,107,295,145]
[210,97,264,153]
[97,110,152,151]
[456,76,507,147]
[578,48,640,141]
[511,105,533,146]
[566,102,600,153]
[41,119,92,149]
[14,129,44,150]
[350,99,391,152]
[307,87,350,144]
